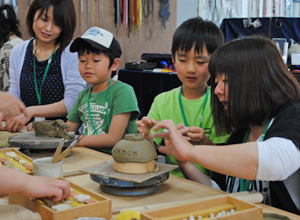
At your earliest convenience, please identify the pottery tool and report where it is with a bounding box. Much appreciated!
[55,139,78,163]
[52,139,65,163]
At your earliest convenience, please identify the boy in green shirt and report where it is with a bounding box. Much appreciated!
[67,27,139,153]
[136,17,230,180]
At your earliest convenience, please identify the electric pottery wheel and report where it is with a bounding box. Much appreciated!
[81,134,177,196]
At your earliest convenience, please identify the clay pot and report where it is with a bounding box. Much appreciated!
[112,134,157,163]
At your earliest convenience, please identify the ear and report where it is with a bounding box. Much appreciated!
[110,58,120,71]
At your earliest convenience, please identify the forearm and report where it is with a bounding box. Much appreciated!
[0,167,30,195]
[187,142,258,180]
[76,133,120,148]
[27,101,67,119]
[177,161,211,186]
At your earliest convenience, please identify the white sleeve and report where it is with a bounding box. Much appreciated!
[210,179,221,190]
[8,41,29,99]
[257,137,300,181]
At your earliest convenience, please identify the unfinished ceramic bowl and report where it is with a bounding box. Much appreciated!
[112,134,158,174]
[33,119,73,139]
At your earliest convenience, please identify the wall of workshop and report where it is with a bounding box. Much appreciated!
[16,0,177,71]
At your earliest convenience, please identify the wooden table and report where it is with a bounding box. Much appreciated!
[61,147,300,219]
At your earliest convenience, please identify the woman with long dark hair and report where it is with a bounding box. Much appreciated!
[152,36,300,214]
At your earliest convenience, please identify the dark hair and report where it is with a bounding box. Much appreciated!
[0,4,22,47]
[171,17,224,58]
[26,0,76,51]
[209,36,300,134]
[77,41,115,69]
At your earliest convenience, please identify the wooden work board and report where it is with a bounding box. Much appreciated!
[80,160,178,183]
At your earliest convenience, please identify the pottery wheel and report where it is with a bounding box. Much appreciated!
[99,185,159,196]
[81,160,177,196]
[90,172,169,196]
[8,132,74,150]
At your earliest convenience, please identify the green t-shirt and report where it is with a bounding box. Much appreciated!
[67,81,140,153]
[148,86,230,178]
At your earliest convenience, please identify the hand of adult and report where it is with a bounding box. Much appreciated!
[136,116,157,141]
[5,112,31,132]
[152,120,193,162]
[0,93,27,130]
[22,176,71,202]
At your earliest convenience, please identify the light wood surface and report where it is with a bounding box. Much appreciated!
[61,147,300,219]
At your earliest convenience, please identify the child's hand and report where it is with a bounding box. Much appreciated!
[26,122,34,131]
[152,120,192,162]
[184,126,206,145]
[136,117,157,141]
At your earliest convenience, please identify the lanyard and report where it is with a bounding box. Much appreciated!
[178,85,209,128]
[87,78,112,135]
[239,120,271,191]
[33,41,56,105]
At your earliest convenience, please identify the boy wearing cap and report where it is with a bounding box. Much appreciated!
[67,27,139,153]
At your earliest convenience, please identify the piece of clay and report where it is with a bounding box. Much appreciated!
[85,199,96,204]
[51,204,72,211]
[24,164,33,171]
[33,119,74,139]
[19,159,26,164]
[62,200,72,204]
[5,152,17,158]
[14,157,21,162]
[73,194,91,203]
[71,192,79,198]
[0,158,8,164]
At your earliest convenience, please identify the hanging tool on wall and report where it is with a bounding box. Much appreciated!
[25,0,30,9]
[136,0,141,30]
[91,0,95,27]
[88,0,91,27]
[81,0,84,33]
[143,0,154,19]
[99,0,103,27]
[123,0,128,26]
[160,0,170,29]
[129,0,134,33]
